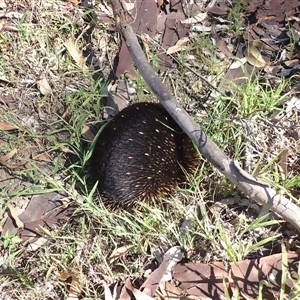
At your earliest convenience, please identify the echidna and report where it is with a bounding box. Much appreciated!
[90,102,199,207]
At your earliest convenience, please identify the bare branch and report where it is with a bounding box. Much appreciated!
[121,24,300,232]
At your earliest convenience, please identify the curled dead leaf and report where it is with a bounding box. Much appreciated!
[279,149,289,181]
[230,57,247,69]
[37,77,52,96]
[0,121,17,131]
[167,37,189,55]
[216,38,234,58]
[245,41,268,68]
[0,148,27,170]
[62,146,77,155]
[0,19,7,31]
[0,160,27,170]
[181,12,207,24]
[252,40,274,51]
[68,0,79,5]
[7,204,24,229]
[0,212,9,232]
[109,245,133,263]
[56,271,81,300]
[132,288,155,300]
[156,0,164,7]
[206,5,229,15]
[123,2,134,11]
[0,148,17,162]
[65,38,88,72]
[82,125,95,142]
[32,153,52,162]
[0,0,6,9]
[27,237,48,251]
[103,281,118,300]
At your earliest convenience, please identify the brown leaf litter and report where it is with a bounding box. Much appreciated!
[209,0,300,91]
[113,0,159,79]
[173,250,300,299]
[2,192,74,243]
[100,0,203,79]
[116,246,300,299]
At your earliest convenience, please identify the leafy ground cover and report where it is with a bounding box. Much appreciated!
[0,0,300,299]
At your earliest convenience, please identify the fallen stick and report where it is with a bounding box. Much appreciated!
[119,24,300,232]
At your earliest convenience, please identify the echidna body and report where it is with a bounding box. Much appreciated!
[90,102,199,207]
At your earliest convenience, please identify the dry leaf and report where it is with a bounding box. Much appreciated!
[109,245,133,263]
[181,12,207,24]
[217,38,234,57]
[0,75,10,83]
[1,192,73,242]
[252,40,274,51]
[65,38,88,72]
[103,80,130,117]
[68,0,79,5]
[81,125,95,142]
[230,57,247,69]
[132,288,155,300]
[166,37,189,55]
[56,271,81,300]
[123,2,134,10]
[211,22,233,58]
[7,204,24,229]
[0,121,17,131]
[32,153,51,162]
[157,0,164,7]
[0,160,26,170]
[0,19,7,31]
[206,5,229,15]
[3,23,19,31]
[245,41,267,68]
[27,237,48,251]
[5,11,23,19]
[99,3,113,17]
[279,149,289,180]
[103,281,118,300]
[0,212,9,232]
[0,148,17,162]
[0,0,6,9]
[141,247,182,297]
[174,251,300,299]
[119,278,134,300]
[62,146,77,155]
[37,77,52,95]
[159,281,182,299]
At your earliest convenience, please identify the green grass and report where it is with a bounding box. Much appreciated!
[227,0,247,36]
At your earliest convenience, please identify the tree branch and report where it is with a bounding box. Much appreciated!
[121,24,300,232]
